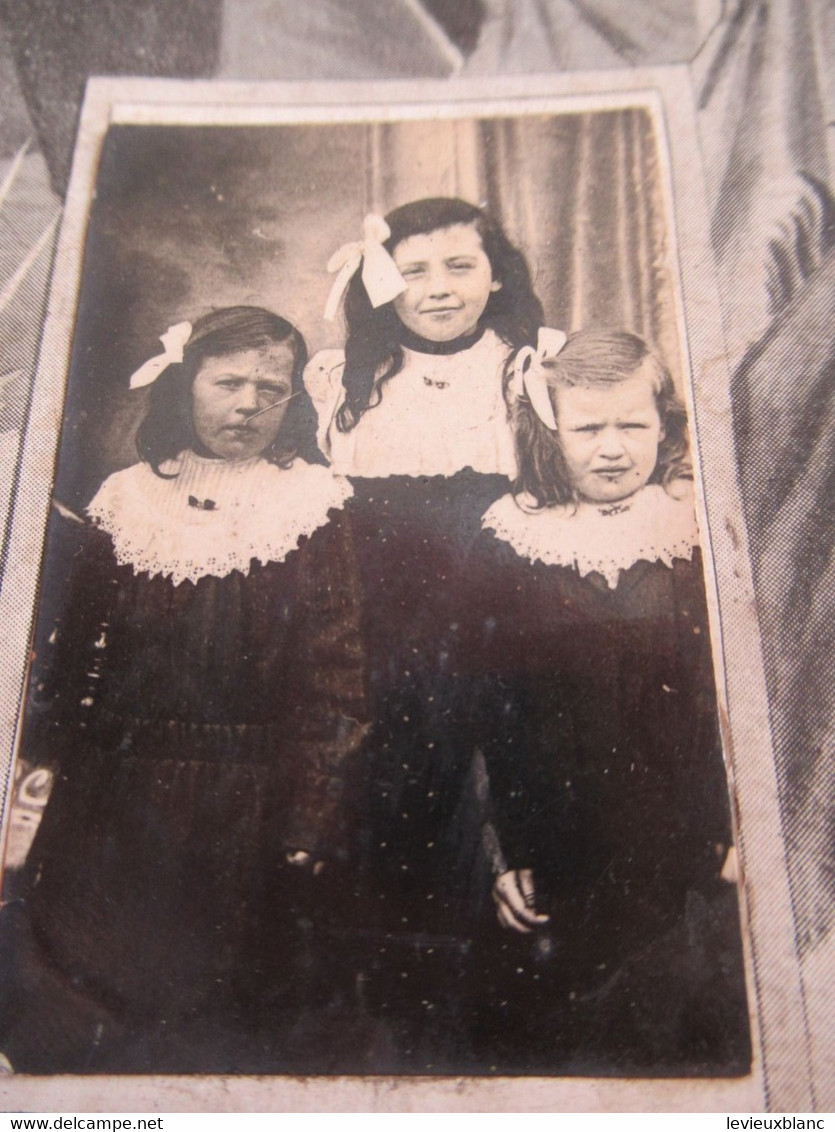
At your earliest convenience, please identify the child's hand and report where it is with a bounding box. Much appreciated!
[286,850,326,875]
[492,868,550,933]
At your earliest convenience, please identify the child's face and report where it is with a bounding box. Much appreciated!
[191,344,295,461]
[391,223,501,342]
[554,365,663,505]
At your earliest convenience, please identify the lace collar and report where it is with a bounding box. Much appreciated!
[482,483,699,588]
[87,451,351,585]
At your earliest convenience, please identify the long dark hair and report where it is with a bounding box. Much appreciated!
[514,329,691,508]
[336,198,544,432]
[135,306,319,477]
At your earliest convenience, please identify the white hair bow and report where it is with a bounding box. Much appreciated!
[323,213,408,322]
[509,327,568,429]
[129,321,193,389]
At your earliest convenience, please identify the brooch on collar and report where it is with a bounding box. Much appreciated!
[188,496,217,511]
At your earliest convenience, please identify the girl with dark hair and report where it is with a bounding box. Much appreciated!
[324,196,543,448]
[0,307,368,1073]
[134,304,321,475]
[304,199,544,1067]
[464,329,749,1073]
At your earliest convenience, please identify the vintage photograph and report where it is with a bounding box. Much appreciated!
[0,77,766,1100]
[0,0,831,1115]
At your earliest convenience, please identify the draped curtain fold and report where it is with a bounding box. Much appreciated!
[697,0,835,957]
[731,250,835,953]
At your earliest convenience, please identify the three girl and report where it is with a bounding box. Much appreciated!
[466,330,749,1072]
[2,197,749,1075]
[0,307,367,1073]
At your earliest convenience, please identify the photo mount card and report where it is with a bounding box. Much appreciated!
[0,72,807,1111]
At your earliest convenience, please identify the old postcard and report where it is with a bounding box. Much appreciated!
[0,72,813,1110]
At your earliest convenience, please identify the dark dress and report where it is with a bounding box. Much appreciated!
[305,333,516,1070]
[0,500,367,1074]
[329,471,508,1071]
[348,470,510,927]
[461,504,751,1075]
